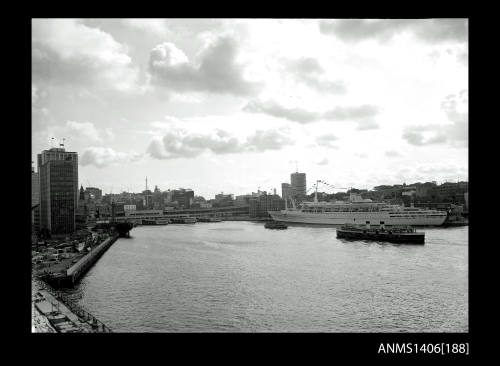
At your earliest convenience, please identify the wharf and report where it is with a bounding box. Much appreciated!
[32,278,111,333]
[42,234,119,288]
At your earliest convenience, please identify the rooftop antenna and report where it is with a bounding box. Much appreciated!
[145,176,148,191]
[295,160,298,173]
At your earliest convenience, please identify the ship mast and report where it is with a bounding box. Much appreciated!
[314,180,319,203]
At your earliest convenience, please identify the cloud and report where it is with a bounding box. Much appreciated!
[147,128,245,159]
[317,158,329,165]
[121,19,170,37]
[66,121,103,143]
[147,127,294,159]
[243,100,380,129]
[243,100,320,123]
[32,19,139,91]
[323,105,380,130]
[32,84,38,104]
[385,150,403,158]
[403,90,467,147]
[286,57,347,94]
[320,19,468,44]
[402,130,447,146]
[80,147,142,168]
[148,36,262,96]
[245,129,294,151]
[323,104,380,120]
[316,134,338,148]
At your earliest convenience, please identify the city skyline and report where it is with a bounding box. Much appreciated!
[32,19,468,198]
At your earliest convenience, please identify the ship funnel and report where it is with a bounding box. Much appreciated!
[380,221,385,230]
[366,221,370,229]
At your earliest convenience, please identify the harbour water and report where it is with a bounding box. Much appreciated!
[61,221,468,332]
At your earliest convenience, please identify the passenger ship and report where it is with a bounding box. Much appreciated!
[269,193,447,226]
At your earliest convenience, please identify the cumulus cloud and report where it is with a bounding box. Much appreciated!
[385,150,403,158]
[243,100,380,129]
[403,90,468,147]
[148,36,261,96]
[147,128,245,159]
[402,130,447,146]
[147,127,294,160]
[323,105,380,130]
[320,19,468,44]
[245,129,294,151]
[80,147,142,168]
[286,57,347,94]
[316,134,339,148]
[32,19,139,91]
[66,121,103,143]
[323,105,380,120]
[243,100,320,123]
[122,19,170,37]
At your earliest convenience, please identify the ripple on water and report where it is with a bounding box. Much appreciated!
[63,222,468,332]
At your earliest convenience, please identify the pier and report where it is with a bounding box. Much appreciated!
[33,278,112,333]
[43,234,119,288]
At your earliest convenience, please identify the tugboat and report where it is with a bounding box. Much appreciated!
[264,221,288,230]
[336,221,424,244]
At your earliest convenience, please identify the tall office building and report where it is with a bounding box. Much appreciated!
[290,172,306,201]
[32,167,40,232]
[38,147,78,235]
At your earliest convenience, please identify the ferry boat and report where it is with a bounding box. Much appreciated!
[141,218,169,225]
[337,222,425,244]
[264,221,288,230]
[269,186,447,227]
[170,217,197,224]
[197,217,222,223]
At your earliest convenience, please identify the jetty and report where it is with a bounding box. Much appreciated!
[41,234,119,288]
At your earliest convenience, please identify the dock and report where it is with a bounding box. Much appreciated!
[32,277,112,333]
[42,234,119,288]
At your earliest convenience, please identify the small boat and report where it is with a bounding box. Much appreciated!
[336,222,424,244]
[264,221,288,230]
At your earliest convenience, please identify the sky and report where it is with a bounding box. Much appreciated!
[32,18,468,198]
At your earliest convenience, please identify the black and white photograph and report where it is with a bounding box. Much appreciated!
[31,18,468,340]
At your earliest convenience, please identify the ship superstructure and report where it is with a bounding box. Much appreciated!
[269,181,447,226]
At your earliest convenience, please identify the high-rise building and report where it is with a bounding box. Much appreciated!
[38,147,78,235]
[290,172,306,201]
[171,188,194,209]
[32,167,40,233]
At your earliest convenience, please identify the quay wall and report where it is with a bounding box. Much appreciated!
[66,234,118,284]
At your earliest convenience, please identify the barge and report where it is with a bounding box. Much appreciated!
[264,221,288,230]
[336,221,424,244]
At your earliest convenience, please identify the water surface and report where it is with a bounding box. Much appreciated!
[63,222,468,332]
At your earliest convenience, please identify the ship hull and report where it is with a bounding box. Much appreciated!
[268,210,447,226]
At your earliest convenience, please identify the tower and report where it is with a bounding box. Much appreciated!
[38,146,78,235]
[290,172,307,202]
